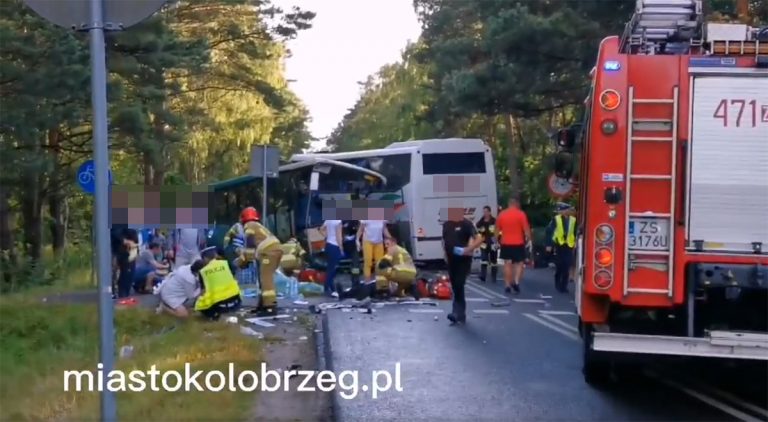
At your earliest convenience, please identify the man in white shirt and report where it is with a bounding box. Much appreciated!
[157,261,203,318]
[357,209,391,283]
[175,228,204,269]
[319,219,343,298]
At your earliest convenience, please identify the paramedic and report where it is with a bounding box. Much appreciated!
[497,198,532,294]
[475,205,499,283]
[546,203,577,293]
[195,247,242,319]
[442,205,483,325]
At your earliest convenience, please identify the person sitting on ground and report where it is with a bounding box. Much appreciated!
[336,235,418,301]
[157,261,204,318]
[194,246,243,320]
[133,242,169,294]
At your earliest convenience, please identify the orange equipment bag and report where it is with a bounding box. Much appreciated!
[417,277,431,298]
[432,274,452,300]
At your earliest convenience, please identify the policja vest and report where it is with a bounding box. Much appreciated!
[195,259,241,311]
[553,215,577,248]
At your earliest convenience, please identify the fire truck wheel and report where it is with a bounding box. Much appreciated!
[582,323,612,387]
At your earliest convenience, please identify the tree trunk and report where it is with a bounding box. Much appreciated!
[143,151,154,186]
[20,174,43,261]
[0,183,15,287]
[47,128,67,256]
[504,114,522,202]
[151,114,167,186]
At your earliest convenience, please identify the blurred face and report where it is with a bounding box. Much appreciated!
[448,207,463,221]
[384,237,395,249]
[483,208,491,218]
[369,207,385,220]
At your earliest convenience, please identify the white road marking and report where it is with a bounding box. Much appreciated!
[698,385,768,419]
[251,314,290,320]
[513,299,547,304]
[538,310,576,316]
[522,313,580,341]
[466,284,495,299]
[408,308,444,313]
[473,309,509,315]
[467,281,508,299]
[656,378,764,422]
[245,318,275,328]
[537,313,579,334]
[466,297,489,302]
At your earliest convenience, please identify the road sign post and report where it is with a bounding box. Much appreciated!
[249,145,280,226]
[22,1,167,421]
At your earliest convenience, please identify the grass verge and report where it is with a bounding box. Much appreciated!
[0,294,262,421]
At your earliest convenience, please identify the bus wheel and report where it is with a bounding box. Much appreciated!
[582,322,612,388]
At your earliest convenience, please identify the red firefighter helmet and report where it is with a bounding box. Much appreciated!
[240,207,260,223]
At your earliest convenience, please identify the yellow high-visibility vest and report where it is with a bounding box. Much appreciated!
[553,215,576,248]
[195,259,240,311]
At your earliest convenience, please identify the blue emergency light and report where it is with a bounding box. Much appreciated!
[604,61,621,71]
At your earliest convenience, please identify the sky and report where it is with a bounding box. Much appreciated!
[271,0,422,150]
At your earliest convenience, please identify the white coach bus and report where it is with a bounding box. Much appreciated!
[290,138,498,264]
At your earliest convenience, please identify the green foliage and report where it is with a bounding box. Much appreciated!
[0,0,315,287]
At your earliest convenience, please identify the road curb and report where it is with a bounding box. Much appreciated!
[315,311,341,422]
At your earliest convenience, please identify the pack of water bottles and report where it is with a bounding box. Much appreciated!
[275,268,303,300]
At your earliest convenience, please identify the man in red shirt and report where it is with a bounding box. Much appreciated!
[497,198,532,294]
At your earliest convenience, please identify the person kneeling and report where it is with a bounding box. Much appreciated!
[336,236,418,300]
[194,246,242,320]
[157,261,205,318]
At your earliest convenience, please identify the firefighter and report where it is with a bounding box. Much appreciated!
[279,238,306,275]
[476,205,499,283]
[228,207,283,313]
[336,235,418,300]
[546,202,577,293]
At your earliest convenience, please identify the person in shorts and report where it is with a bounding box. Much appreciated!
[496,198,532,294]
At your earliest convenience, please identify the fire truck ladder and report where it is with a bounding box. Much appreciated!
[624,86,679,297]
[621,0,703,54]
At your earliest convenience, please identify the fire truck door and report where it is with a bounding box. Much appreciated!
[687,74,768,253]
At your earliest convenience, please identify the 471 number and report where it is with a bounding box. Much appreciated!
[713,99,766,128]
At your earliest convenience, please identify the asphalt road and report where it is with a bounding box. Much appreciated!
[322,268,768,422]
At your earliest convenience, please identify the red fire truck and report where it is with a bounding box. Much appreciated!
[555,0,768,386]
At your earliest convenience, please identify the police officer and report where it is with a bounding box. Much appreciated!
[475,206,498,283]
[194,247,242,320]
[546,202,577,293]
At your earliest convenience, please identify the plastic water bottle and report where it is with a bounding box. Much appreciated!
[288,276,299,300]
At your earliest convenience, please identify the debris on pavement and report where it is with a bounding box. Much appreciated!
[226,316,238,324]
[119,345,134,359]
[239,325,265,338]
[539,294,553,299]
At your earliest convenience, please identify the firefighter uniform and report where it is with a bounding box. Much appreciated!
[549,204,576,293]
[228,207,283,312]
[374,245,418,297]
[279,239,306,275]
[476,216,498,282]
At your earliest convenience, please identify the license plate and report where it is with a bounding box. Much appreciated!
[628,218,670,251]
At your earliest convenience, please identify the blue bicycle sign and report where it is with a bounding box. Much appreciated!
[77,160,113,195]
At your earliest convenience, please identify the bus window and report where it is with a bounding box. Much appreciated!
[339,153,411,192]
[422,152,486,175]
